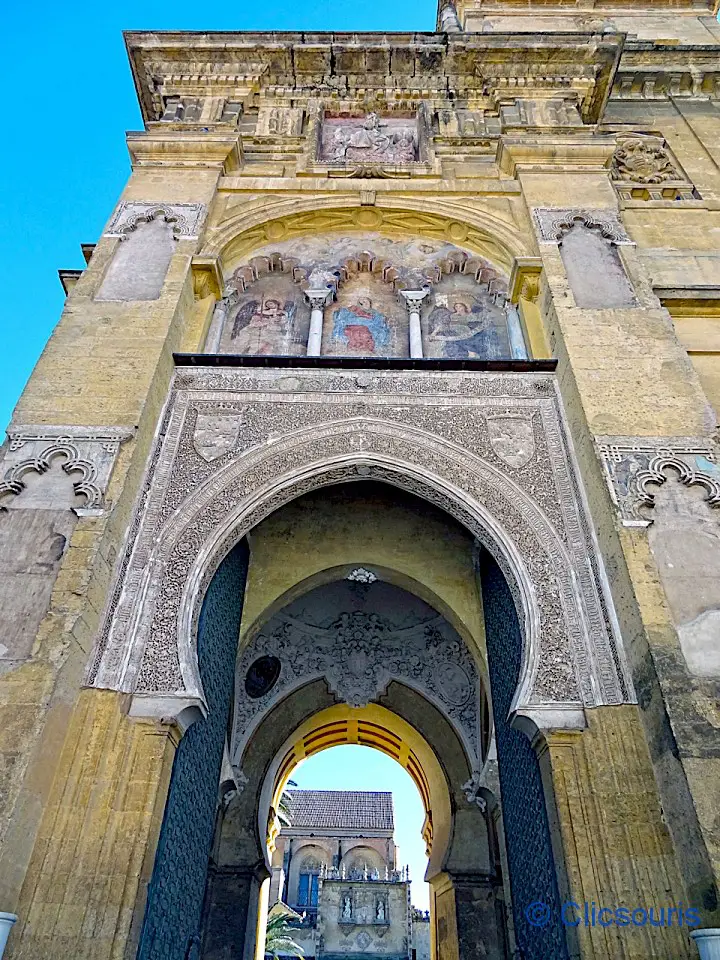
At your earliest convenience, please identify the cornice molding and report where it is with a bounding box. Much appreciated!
[124,31,624,125]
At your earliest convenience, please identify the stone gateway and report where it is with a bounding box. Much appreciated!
[1,2,720,959]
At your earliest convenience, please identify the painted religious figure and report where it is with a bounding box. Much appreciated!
[425,288,511,360]
[230,296,295,354]
[321,113,418,164]
[217,274,310,356]
[331,297,391,355]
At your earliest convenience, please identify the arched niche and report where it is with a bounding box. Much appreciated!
[207,232,527,360]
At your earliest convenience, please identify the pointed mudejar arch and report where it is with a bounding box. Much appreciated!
[121,424,551,723]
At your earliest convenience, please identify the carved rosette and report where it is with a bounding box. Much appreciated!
[86,368,633,727]
[597,436,720,525]
[0,425,133,515]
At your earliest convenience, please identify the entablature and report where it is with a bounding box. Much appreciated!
[124,30,623,127]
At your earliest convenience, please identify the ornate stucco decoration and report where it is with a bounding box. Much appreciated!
[596,436,720,526]
[533,208,634,246]
[0,425,133,515]
[300,104,440,179]
[104,201,206,240]
[86,367,634,731]
[232,603,480,764]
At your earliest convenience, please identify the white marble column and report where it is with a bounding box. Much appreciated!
[204,297,228,353]
[401,289,429,359]
[505,302,529,360]
[305,288,332,356]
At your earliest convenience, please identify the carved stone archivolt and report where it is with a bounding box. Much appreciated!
[86,368,633,726]
[533,208,633,245]
[0,425,132,514]
[597,436,720,526]
[104,201,206,240]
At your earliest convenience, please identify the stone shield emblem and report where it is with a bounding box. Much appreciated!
[193,414,240,462]
[486,416,535,469]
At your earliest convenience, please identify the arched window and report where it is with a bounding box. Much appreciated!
[297,856,322,908]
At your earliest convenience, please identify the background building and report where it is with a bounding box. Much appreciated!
[269,789,421,960]
[1,2,719,959]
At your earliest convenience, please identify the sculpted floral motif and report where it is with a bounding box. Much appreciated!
[612,136,682,184]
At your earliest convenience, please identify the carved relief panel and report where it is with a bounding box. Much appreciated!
[320,112,419,164]
[610,132,698,201]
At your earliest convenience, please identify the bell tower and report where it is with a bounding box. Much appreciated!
[439,0,720,40]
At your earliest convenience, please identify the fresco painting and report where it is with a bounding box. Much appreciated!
[217,275,309,356]
[217,235,518,358]
[325,276,404,357]
[423,276,512,360]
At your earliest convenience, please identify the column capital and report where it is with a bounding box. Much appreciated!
[400,288,430,312]
[305,287,332,309]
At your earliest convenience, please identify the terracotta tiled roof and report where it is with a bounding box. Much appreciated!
[286,790,394,831]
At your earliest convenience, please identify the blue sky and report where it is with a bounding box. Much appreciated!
[0,0,436,911]
[292,745,430,909]
[0,0,436,432]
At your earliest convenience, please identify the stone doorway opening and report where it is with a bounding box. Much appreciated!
[260,741,432,960]
[135,482,571,960]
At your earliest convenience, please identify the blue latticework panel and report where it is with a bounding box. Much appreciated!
[137,540,249,960]
[480,551,569,960]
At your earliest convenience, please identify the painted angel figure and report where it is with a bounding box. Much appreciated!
[230,296,296,354]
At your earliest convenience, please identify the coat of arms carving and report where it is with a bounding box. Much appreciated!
[193,414,241,462]
[486,415,536,469]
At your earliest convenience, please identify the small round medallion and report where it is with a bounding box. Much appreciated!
[245,655,282,699]
[434,660,471,706]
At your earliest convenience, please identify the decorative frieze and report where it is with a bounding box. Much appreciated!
[0,425,132,515]
[533,208,633,246]
[596,436,720,526]
[87,367,633,725]
[104,201,206,240]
